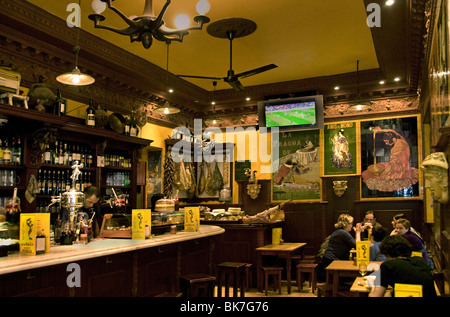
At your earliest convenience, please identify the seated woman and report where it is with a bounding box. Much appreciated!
[322,213,361,268]
[369,235,436,297]
[394,219,430,266]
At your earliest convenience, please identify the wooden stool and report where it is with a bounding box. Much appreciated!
[244,263,253,291]
[296,263,318,292]
[179,273,216,297]
[260,267,282,296]
[216,262,247,297]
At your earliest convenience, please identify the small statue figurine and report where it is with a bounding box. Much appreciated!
[244,168,261,199]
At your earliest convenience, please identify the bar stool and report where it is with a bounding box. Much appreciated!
[296,263,318,292]
[260,267,282,296]
[216,262,247,297]
[179,273,216,297]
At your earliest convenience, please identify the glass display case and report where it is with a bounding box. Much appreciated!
[100,213,132,238]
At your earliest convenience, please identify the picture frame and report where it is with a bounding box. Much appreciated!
[272,129,321,201]
[359,115,422,199]
[321,121,360,176]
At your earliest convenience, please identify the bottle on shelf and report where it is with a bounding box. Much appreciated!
[14,137,22,165]
[54,89,67,116]
[3,138,11,165]
[130,111,137,137]
[85,99,95,127]
[0,138,4,164]
[124,116,131,136]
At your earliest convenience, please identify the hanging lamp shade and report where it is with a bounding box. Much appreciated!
[153,101,180,115]
[56,66,95,86]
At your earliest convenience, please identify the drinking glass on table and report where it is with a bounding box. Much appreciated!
[359,263,367,277]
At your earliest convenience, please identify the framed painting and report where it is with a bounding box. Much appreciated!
[360,115,422,199]
[272,129,321,201]
[321,121,360,176]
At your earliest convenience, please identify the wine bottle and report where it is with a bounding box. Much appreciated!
[85,100,95,127]
[36,229,46,254]
[54,89,67,116]
[130,111,137,137]
[3,138,11,165]
[124,116,130,136]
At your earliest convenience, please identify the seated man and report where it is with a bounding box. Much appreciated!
[369,235,436,297]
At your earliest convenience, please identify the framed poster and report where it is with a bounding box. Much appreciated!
[321,121,360,176]
[360,115,422,199]
[272,130,321,201]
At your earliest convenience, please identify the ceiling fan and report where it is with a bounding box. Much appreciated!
[177,18,278,92]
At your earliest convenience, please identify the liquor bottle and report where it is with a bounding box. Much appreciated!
[86,148,93,167]
[3,138,11,165]
[41,170,47,194]
[10,137,16,165]
[124,116,130,136]
[54,89,67,116]
[38,169,43,193]
[58,141,64,165]
[44,144,51,164]
[65,170,71,191]
[47,170,54,195]
[14,137,22,165]
[85,99,95,127]
[63,142,69,165]
[67,143,73,166]
[130,111,137,137]
[80,146,86,165]
[0,138,4,164]
[36,229,46,254]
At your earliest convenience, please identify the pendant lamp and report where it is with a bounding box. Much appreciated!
[153,41,180,115]
[57,1,95,86]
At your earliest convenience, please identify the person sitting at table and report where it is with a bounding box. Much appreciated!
[322,213,362,268]
[389,213,424,243]
[370,225,387,262]
[368,235,436,297]
[358,211,383,241]
[394,219,430,267]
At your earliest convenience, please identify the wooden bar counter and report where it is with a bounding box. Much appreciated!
[0,225,224,297]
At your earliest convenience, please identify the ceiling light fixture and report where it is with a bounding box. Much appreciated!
[88,0,211,49]
[153,41,180,115]
[386,0,395,6]
[348,60,370,111]
[57,0,95,86]
[205,81,222,126]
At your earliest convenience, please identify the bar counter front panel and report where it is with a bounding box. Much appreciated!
[0,225,224,297]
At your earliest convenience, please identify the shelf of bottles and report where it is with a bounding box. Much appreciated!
[102,150,132,189]
[0,135,24,210]
[36,140,95,197]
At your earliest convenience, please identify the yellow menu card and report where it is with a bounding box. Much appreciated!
[356,240,370,266]
[19,213,50,255]
[272,228,282,245]
[132,209,151,239]
[184,207,199,232]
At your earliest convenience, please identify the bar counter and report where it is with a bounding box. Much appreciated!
[0,225,224,297]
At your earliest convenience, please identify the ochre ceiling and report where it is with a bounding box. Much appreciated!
[27,0,381,92]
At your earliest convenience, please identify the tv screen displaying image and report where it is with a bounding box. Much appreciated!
[265,101,316,128]
[258,95,324,132]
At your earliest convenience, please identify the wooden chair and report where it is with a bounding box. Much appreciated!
[260,267,282,296]
[179,273,216,297]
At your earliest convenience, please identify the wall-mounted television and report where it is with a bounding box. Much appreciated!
[257,95,324,132]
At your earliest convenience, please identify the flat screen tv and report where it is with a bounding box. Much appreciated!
[258,95,324,132]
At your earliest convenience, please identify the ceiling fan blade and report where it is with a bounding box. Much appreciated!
[177,74,224,80]
[225,78,245,91]
[235,64,278,79]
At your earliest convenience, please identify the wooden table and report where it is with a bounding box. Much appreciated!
[256,242,307,294]
[325,260,382,297]
[349,277,371,296]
